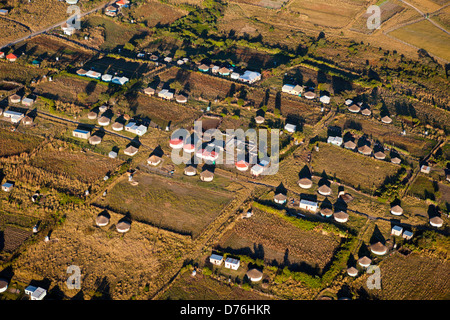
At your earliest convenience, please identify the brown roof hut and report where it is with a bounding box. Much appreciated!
[381,116,392,124]
[370,242,387,255]
[357,256,372,268]
[333,211,349,223]
[88,135,102,145]
[116,220,131,233]
[390,205,403,216]
[96,212,110,227]
[429,216,443,228]
[374,151,386,160]
[344,140,356,150]
[200,170,214,182]
[317,184,332,196]
[298,177,312,189]
[246,268,263,282]
[358,145,372,156]
[348,104,360,113]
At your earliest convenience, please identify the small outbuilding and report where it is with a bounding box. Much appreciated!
[184,166,197,176]
[391,225,403,236]
[390,205,403,216]
[348,104,360,113]
[344,140,357,150]
[147,155,162,166]
[347,267,358,277]
[124,146,138,156]
[235,160,249,171]
[224,257,240,270]
[112,122,124,131]
[96,212,110,227]
[200,170,214,182]
[381,116,392,124]
[358,145,373,156]
[116,220,131,233]
[254,116,265,124]
[317,184,332,196]
[0,278,8,293]
[1,182,14,192]
[87,111,97,120]
[209,254,223,265]
[374,151,386,160]
[320,207,333,218]
[88,135,102,145]
[98,116,111,126]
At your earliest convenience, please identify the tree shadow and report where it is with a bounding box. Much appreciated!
[370,225,386,245]
[298,165,311,179]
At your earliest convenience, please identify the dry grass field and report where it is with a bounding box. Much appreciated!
[97,172,234,238]
[0,128,44,157]
[0,226,32,253]
[0,17,30,45]
[0,61,48,84]
[353,251,450,299]
[331,115,437,158]
[389,19,450,62]
[33,74,109,107]
[310,142,400,191]
[11,206,192,300]
[216,206,342,273]
[128,0,188,27]
[30,142,122,184]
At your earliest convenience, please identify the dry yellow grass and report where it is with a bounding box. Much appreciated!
[12,206,192,299]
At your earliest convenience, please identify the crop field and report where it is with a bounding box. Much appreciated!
[389,19,450,62]
[134,94,203,128]
[0,128,44,157]
[161,271,272,300]
[431,6,450,30]
[97,173,234,238]
[216,206,342,273]
[33,74,110,107]
[30,143,122,184]
[310,142,400,191]
[11,206,192,300]
[0,226,32,254]
[355,252,450,299]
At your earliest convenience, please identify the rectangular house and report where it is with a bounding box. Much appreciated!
[224,257,240,270]
[299,199,318,213]
[72,129,91,139]
[209,254,224,266]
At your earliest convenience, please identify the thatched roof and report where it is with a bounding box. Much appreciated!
[348,104,360,113]
[96,214,110,226]
[22,115,33,124]
[98,116,110,126]
[200,170,214,179]
[298,177,312,189]
[274,193,287,201]
[370,242,387,255]
[374,151,386,160]
[429,216,443,227]
[87,111,97,119]
[333,211,349,222]
[358,145,372,155]
[361,108,371,116]
[88,135,102,145]
[246,268,263,281]
[320,207,333,217]
[116,221,131,233]
[347,267,358,277]
[358,256,372,267]
[381,116,392,124]
[112,122,124,130]
[317,184,332,195]
[255,116,265,124]
[304,91,316,99]
[344,140,356,149]
[390,205,403,215]
[184,166,197,175]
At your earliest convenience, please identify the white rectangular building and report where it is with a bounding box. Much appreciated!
[224,257,240,270]
[327,136,343,147]
[209,254,223,266]
[299,199,318,213]
[125,122,147,136]
[72,129,91,139]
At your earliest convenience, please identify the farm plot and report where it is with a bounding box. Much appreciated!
[0,128,44,157]
[97,173,234,238]
[30,145,122,184]
[161,271,271,300]
[83,56,154,79]
[216,206,342,274]
[310,142,400,192]
[0,226,32,254]
[33,74,110,107]
[389,19,450,62]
